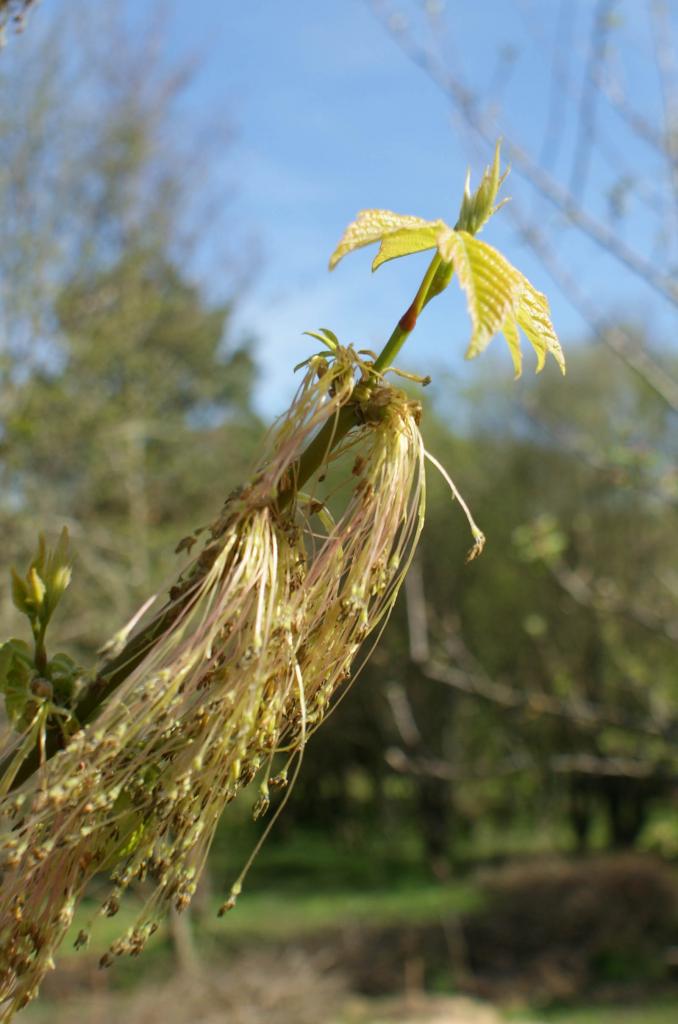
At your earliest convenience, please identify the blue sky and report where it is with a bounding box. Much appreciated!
[37,1,678,413]
[166,0,485,411]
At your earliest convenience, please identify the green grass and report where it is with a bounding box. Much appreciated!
[511,997,678,1024]
[60,876,482,971]
[209,878,482,939]
[336,996,678,1024]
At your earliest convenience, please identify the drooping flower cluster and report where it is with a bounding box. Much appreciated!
[0,344,427,1019]
[0,146,565,1020]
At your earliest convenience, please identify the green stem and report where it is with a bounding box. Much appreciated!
[32,624,47,675]
[277,251,442,506]
[276,405,356,511]
[373,252,441,374]
[278,251,444,507]
[4,251,447,792]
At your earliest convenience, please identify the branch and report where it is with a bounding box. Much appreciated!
[372,2,678,307]
[649,0,678,231]
[391,548,677,763]
[546,557,678,644]
[422,654,677,744]
[3,251,447,790]
[387,747,677,782]
[506,201,678,412]
[569,0,618,200]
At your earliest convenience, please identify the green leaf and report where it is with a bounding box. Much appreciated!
[10,568,29,615]
[40,526,72,616]
[0,641,14,693]
[302,328,339,351]
[329,209,443,271]
[326,146,564,378]
[0,638,32,673]
[14,527,73,628]
[47,651,81,705]
[10,528,72,630]
[438,229,565,377]
[0,640,34,727]
[317,327,339,348]
[31,534,47,576]
[371,225,442,270]
[439,229,523,357]
[500,316,523,378]
[26,566,46,612]
[515,280,566,375]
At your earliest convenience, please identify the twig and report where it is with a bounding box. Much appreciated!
[569,0,618,200]
[372,2,678,306]
[387,747,677,782]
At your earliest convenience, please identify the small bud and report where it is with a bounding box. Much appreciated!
[103,895,120,917]
[252,782,270,821]
[455,140,509,236]
[269,769,288,789]
[10,568,29,615]
[217,898,235,917]
[26,566,46,613]
[30,677,53,700]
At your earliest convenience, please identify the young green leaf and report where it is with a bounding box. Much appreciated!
[329,209,444,271]
[515,280,566,374]
[302,328,339,351]
[0,639,33,727]
[438,229,565,377]
[10,568,29,615]
[370,225,443,270]
[40,526,72,618]
[438,229,523,357]
[26,566,46,613]
[8,528,73,650]
[47,651,81,706]
[327,143,564,378]
[0,640,26,693]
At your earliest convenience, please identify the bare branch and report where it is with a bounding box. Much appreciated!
[540,0,577,170]
[420,657,676,742]
[569,0,619,200]
[372,2,678,307]
[546,557,678,643]
[506,202,678,412]
[404,554,430,664]
[385,680,422,748]
[387,747,677,782]
[649,0,678,230]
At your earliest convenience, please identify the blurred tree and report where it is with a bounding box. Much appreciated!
[0,5,260,970]
[390,347,677,856]
[293,0,678,866]
[0,2,260,659]
[284,347,677,864]
[4,248,258,657]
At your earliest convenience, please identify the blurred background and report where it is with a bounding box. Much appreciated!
[0,1,676,1022]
